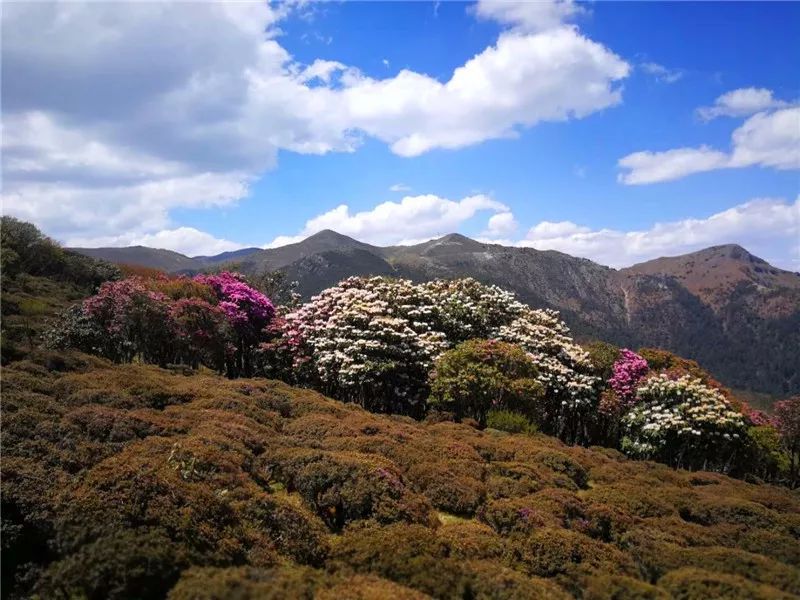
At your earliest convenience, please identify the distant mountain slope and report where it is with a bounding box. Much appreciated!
[70,246,204,273]
[71,233,800,396]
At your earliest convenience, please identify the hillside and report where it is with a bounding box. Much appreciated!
[4,352,800,600]
[71,233,800,396]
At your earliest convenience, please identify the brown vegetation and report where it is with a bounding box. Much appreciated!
[3,351,800,599]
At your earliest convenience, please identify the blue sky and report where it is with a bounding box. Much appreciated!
[2,1,799,268]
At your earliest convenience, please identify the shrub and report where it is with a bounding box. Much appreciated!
[478,496,551,535]
[621,374,746,469]
[462,560,571,600]
[658,567,792,600]
[736,425,791,482]
[32,528,190,600]
[167,566,322,600]
[430,340,543,427]
[436,522,506,560]
[271,449,436,530]
[316,574,429,600]
[328,523,468,598]
[773,396,800,485]
[405,460,486,516]
[487,410,537,434]
[583,341,621,381]
[582,574,669,600]
[583,484,677,518]
[607,349,649,411]
[507,528,635,579]
[533,449,588,489]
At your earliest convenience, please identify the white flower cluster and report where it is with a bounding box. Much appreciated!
[622,374,746,458]
[281,276,596,411]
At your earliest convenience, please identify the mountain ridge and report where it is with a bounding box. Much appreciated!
[70,232,800,396]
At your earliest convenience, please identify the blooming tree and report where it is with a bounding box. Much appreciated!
[606,349,649,411]
[195,272,275,376]
[621,374,746,469]
[81,277,174,365]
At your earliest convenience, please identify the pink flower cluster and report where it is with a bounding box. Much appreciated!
[608,349,649,409]
[195,272,275,336]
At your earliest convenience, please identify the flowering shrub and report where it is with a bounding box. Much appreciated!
[607,349,649,411]
[170,298,229,370]
[48,272,273,377]
[621,374,746,469]
[81,277,175,366]
[773,396,800,486]
[263,276,596,421]
[195,272,274,376]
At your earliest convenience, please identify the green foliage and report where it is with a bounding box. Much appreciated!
[430,339,544,427]
[1,216,120,286]
[487,409,537,434]
[583,340,621,380]
[737,425,791,481]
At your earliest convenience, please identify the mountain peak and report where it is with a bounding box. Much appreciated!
[437,232,474,243]
[305,229,356,243]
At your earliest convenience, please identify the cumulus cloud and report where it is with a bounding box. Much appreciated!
[697,87,788,120]
[483,211,519,237]
[618,106,800,184]
[473,0,585,32]
[1,1,629,251]
[640,62,683,84]
[514,197,800,269]
[267,194,509,247]
[389,183,411,192]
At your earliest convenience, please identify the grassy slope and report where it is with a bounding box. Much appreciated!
[1,274,90,360]
[2,352,799,599]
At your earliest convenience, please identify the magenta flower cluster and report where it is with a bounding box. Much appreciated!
[195,272,275,337]
[608,348,649,408]
[59,272,275,377]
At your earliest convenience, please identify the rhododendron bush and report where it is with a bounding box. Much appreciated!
[621,374,747,469]
[606,349,649,411]
[48,272,273,376]
[261,276,596,421]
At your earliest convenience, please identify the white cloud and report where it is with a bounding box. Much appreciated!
[389,183,411,192]
[514,197,800,269]
[473,0,585,32]
[484,211,519,237]
[618,106,800,184]
[618,146,729,185]
[67,227,246,257]
[697,87,788,120]
[728,108,800,169]
[266,194,509,247]
[2,173,251,246]
[640,62,683,84]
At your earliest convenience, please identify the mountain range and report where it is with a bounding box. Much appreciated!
[72,232,800,397]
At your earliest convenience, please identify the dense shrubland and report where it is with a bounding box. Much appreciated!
[2,352,800,599]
